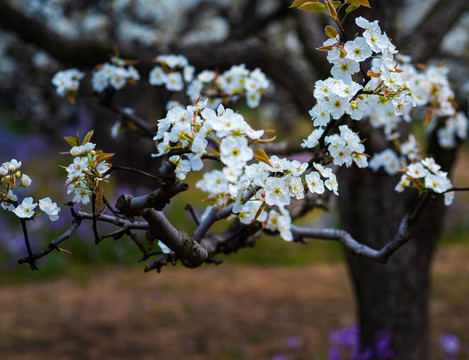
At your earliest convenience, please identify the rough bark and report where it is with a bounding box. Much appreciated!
[338,124,457,359]
[333,1,467,357]
[339,169,433,359]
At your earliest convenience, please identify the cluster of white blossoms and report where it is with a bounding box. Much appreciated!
[187,64,270,109]
[325,125,368,168]
[149,55,270,109]
[302,16,409,166]
[149,54,194,92]
[0,159,60,221]
[51,69,85,97]
[153,101,264,180]
[303,16,467,153]
[396,60,468,148]
[91,56,140,93]
[195,154,339,241]
[369,148,401,175]
[299,15,464,207]
[369,134,420,176]
[54,54,270,109]
[395,157,454,205]
[64,142,111,205]
[369,135,455,205]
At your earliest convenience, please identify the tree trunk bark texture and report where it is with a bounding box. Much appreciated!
[339,167,446,359]
[337,2,466,357]
[337,124,456,359]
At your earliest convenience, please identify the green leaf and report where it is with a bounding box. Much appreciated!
[298,2,326,12]
[331,1,341,8]
[346,0,370,8]
[82,130,94,145]
[339,47,348,58]
[64,136,78,147]
[346,4,360,13]
[250,202,266,224]
[95,187,103,208]
[316,45,334,51]
[253,148,273,168]
[355,0,371,8]
[289,0,315,7]
[325,25,338,38]
[325,0,337,18]
[96,153,115,164]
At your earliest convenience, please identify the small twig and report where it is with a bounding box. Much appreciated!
[445,187,469,193]
[102,196,124,219]
[127,231,151,260]
[18,218,83,267]
[98,228,128,242]
[144,253,177,273]
[76,211,149,229]
[409,192,432,225]
[103,165,160,183]
[109,104,154,138]
[185,204,200,226]
[20,219,38,270]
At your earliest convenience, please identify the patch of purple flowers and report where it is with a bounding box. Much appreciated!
[439,333,459,359]
[328,324,393,360]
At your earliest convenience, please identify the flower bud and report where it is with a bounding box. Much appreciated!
[21,174,32,187]
[70,146,82,156]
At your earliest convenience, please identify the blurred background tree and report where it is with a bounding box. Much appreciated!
[0,0,469,359]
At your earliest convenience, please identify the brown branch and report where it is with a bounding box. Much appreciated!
[231,1,292,41]
[291,215,410,264]
[18,218,83,267]
[116,182,189,215]
[0,1,114,66]
[76,211,149,230]
[0,1,312,115]
[142,208,208,268]
[291,192,434,263]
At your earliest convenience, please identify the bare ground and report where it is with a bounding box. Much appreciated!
[0,245,468,360]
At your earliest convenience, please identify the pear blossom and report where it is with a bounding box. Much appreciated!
[305,172,325,194]
[52,69,85,96]
[12,197,37,219]
[149,66,167,85]
[264,177,291,207]
[39,197,61,221]
[406,163,428,178]
[330,58,360,84]
[344,37,372,62]
[219,136,253,169]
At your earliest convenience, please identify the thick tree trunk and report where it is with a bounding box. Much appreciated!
[337,128,456,359]
[338,170,441,359]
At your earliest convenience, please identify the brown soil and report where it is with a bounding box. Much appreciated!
[0,245,468,360]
